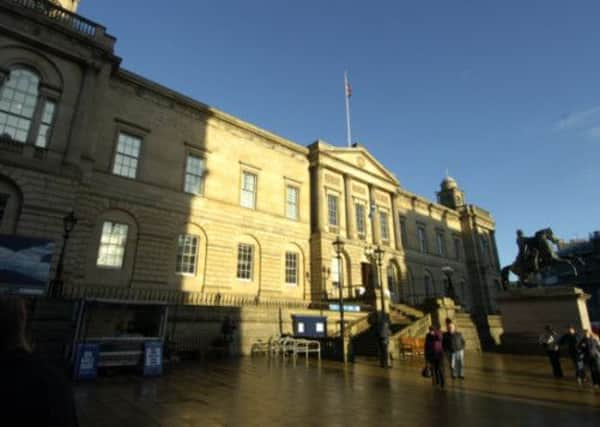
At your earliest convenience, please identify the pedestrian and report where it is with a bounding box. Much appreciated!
[577,330,600,388]
[0,295,79,426]
[221,315,237,356]
[538,325,563,378]
[442,320,466,380]
[376,312,391,368]
[559,325,585,384]
[424,326,445,388]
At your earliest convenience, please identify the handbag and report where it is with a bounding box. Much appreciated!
[421,365,432,378]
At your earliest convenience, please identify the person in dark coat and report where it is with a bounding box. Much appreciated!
[559,325,585,384]
[577,329,600,388]
[538,325,563,378]
[221,315,237,356]
[442,320,466,379]
[424,326,444,388]
[376,313,391,368]
[0,295,79,427]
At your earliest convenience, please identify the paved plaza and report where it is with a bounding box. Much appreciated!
[75,354,600,427]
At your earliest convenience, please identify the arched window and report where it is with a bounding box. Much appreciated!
[387,263,400,303]
[0,68,56,147]
[424,270,434,298]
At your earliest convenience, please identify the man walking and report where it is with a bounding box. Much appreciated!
[442,320,466,379]
[539,325,563,378]
[578,330,600,388]
[559,325,585,384]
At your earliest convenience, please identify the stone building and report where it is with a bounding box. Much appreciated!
[0,1,502,353]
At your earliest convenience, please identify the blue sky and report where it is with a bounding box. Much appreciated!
[80,1,600,265]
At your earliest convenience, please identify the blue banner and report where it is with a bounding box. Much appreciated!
[143,341,163,377]
[73,342,99,381]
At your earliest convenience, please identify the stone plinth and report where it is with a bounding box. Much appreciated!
[496,286,591,354]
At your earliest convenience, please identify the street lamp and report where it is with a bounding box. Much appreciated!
[49,211,77,298]
[332,236,346,363]
[441,266,457,302]
[373,246,386,316]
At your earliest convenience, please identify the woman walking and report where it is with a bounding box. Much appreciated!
[425,326,445,389]
[578,330,600,388]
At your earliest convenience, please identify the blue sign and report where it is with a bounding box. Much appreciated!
[328,304,361,313]
[73,342,99,380]
[0,235,55,296]
[143,341,163,377]
[292,315,327,338]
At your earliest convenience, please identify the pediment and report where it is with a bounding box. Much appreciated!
[326,146,399,185]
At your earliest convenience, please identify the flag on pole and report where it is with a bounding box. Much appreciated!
[344,71,352,147]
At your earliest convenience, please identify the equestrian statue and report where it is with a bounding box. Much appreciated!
[501,228,582,289]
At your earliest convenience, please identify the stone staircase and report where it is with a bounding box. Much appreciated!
[351,304,425,357]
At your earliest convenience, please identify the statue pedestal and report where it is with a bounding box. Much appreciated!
[496,286,591,354]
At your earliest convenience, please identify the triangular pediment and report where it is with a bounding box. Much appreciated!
[325,146,399,185]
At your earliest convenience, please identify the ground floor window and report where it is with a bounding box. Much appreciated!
[96,222,128,268]
[237,243,254,280]
[285,252,298,285]
[176,234,199,275]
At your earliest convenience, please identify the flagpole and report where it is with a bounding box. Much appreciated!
[344,71,352,147]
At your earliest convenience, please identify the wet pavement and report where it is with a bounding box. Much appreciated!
[75,353,600,427]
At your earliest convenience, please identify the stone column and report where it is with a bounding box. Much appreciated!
[390,194,400,250]
[315,167,326,233]
[344,174,354,240]
[369,185,380,245]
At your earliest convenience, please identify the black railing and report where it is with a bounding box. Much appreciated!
[7,0,101,38]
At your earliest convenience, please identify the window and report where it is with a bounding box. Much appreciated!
[399,216,408,247]
[113,133,141,178]
[355,203,366,239]
[240,172,257,209]
[0,68,56,146]
[96,222,128,268]
[417,225,427,253]
[0,194,8,224]
[285,252,299,285]
[380,211,389,242]
[436,231,446,256]
[454,237,461,260]
[236,243,254,280]
[286,186,299,220]
[176,234,199,275]
[35,100,56,148]
[331,257,341,287]
[327,194,338,229]
[184,154,204,195]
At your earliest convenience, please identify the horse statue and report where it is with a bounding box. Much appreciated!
[501,228,582,289]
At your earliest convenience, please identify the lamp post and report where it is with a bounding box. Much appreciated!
[332,236,346,363]
[49,211,77,298]
[441,266,457,302]
[373,246,386,316]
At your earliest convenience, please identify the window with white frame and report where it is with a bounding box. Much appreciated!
[286,185,299,220]
[112,132,141,178]
[96,222,128,268]
[0,68,56,146]
[236,243,254,280]
[327,194,338,229]
[355,203,366,239]
[184,154,204,195]
[417,225,427,253]
[436,231,446,256]
[380,211,390,242]
[175,234,199,275]
[240,171,257,209]
[285,252,299,285]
